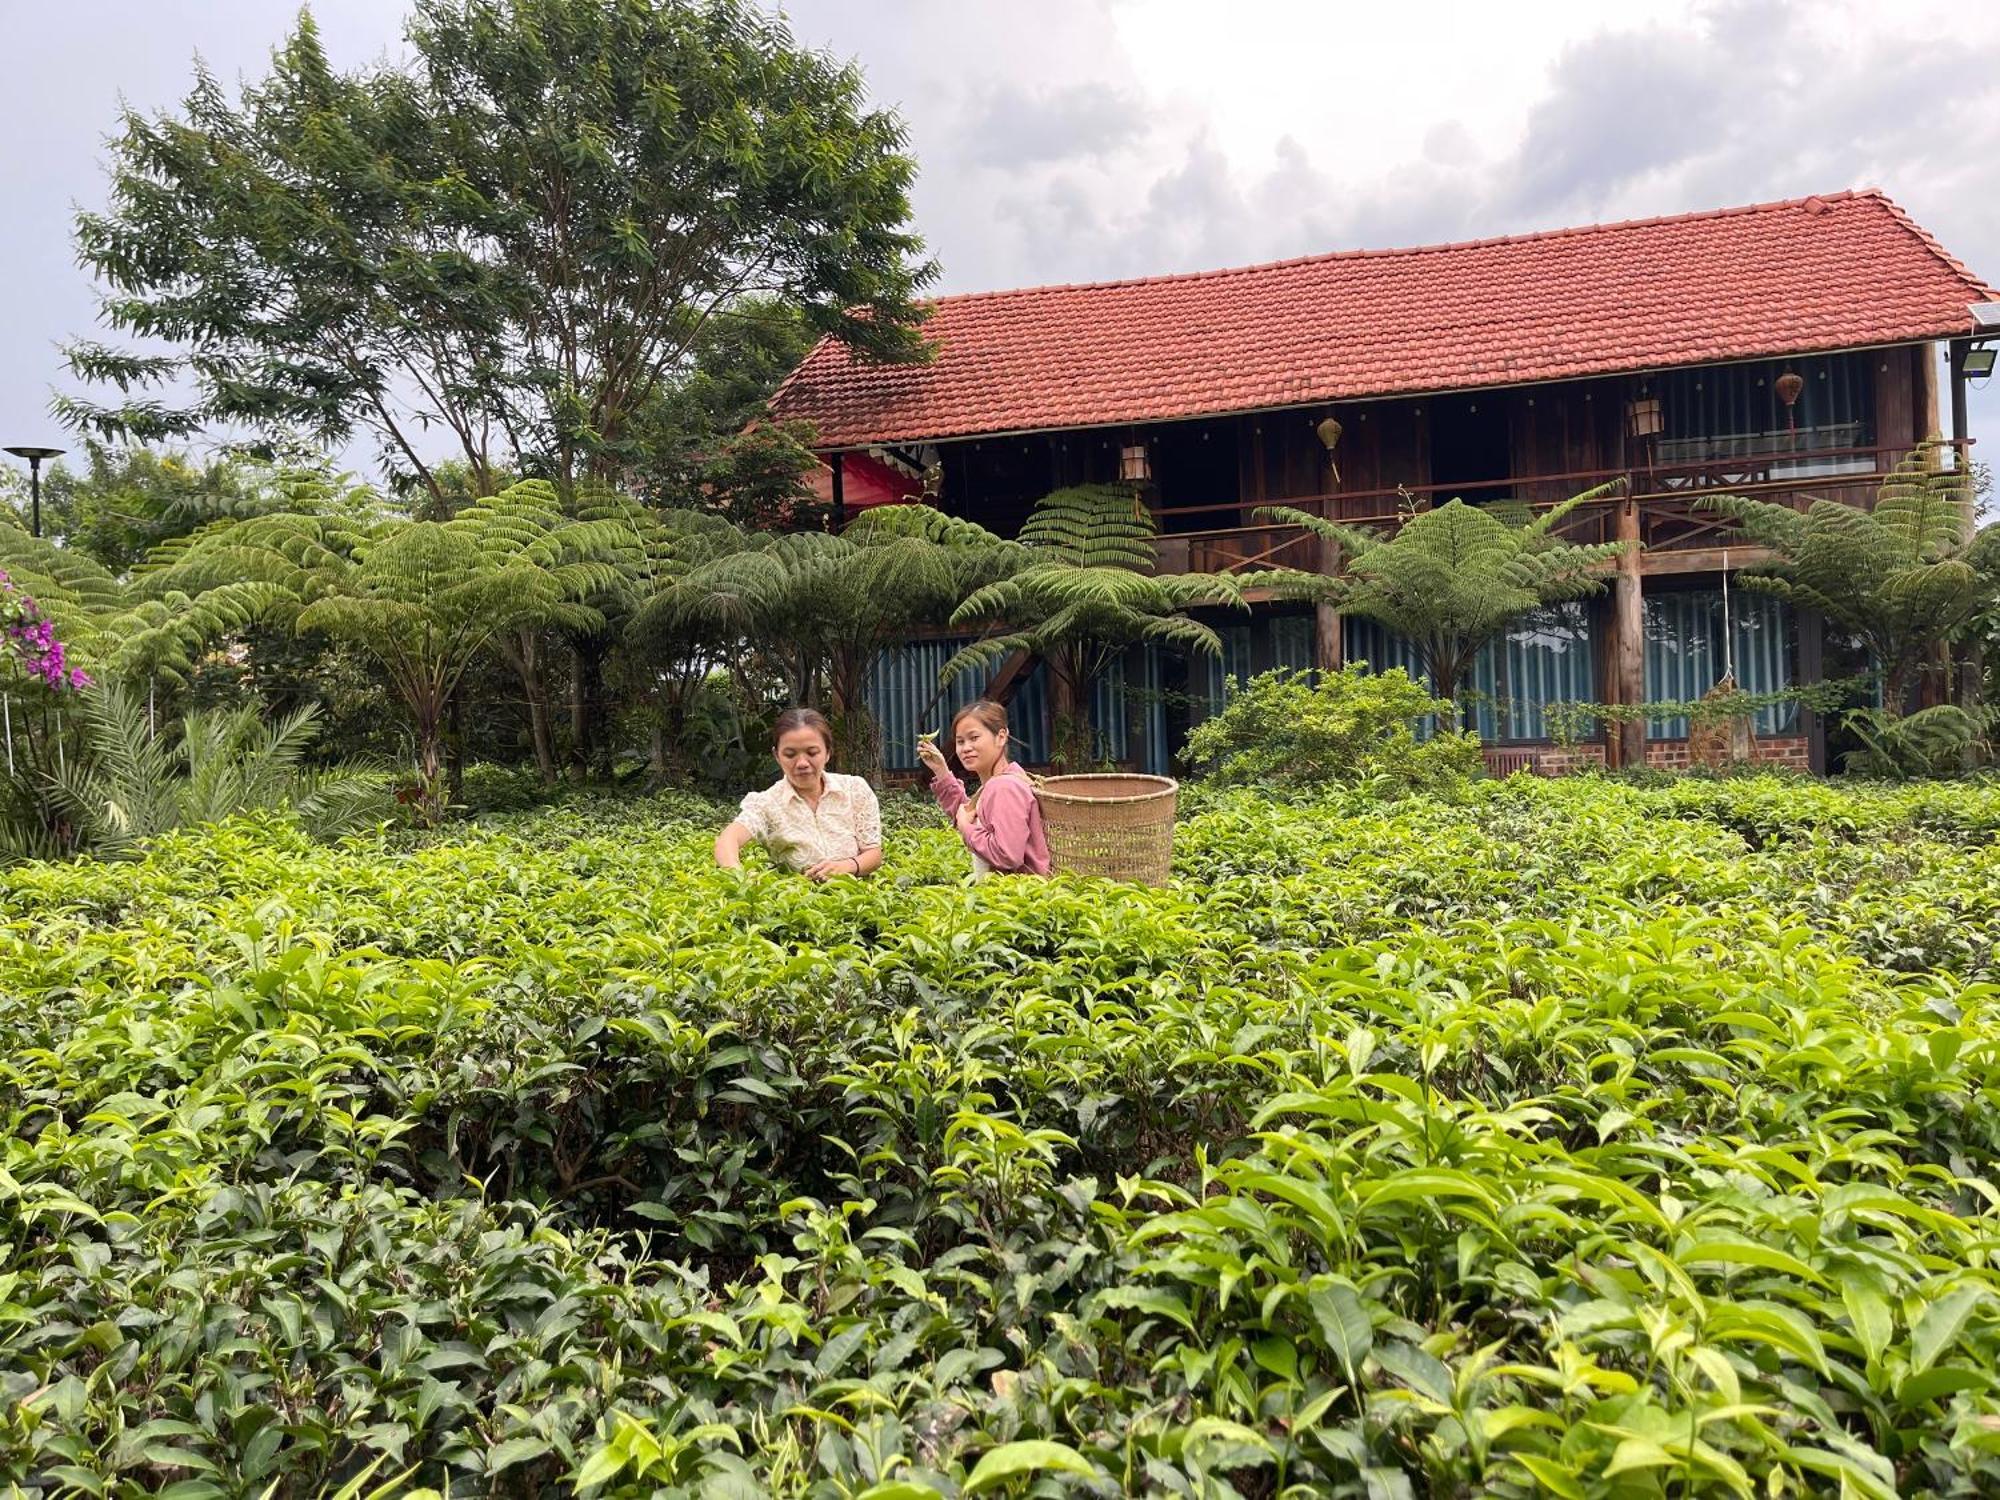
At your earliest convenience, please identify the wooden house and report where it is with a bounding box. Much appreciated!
[768,190,2000,775]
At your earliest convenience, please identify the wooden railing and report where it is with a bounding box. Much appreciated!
[1149,440,1970,576]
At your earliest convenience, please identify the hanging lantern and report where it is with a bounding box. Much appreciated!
[1625,397,1663,439]
[1119,442,1151,483]
[1315,415,1344,484]
[1774,370,1805,442]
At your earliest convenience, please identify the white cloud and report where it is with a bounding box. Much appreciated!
[6,0,1999,464]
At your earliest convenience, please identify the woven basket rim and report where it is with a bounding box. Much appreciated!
[1031,772,1179,807]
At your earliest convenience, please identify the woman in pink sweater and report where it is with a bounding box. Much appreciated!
[916,700,1051,877]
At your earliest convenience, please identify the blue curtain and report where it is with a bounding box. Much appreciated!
[1644,591,1796,737]
[869,638,1050,769]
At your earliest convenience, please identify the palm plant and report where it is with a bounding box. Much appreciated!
[651,503,1023,778]
[0,518,293,692]
[1700,440,2000,714]
[145,493,626,823]
[38,679,388,859]
[945,484,1246,768]
[1259,486,1626,724]
[449,479,649,783]
[605,500,756,776]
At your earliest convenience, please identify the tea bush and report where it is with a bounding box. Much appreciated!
[6,775,2000,1496]
[1181,666,1483,795]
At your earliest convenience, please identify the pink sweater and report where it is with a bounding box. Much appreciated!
[930,762,1051,875]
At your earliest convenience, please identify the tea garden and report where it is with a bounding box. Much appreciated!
[7,773,2000,1497]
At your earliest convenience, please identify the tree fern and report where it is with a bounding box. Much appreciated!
[1699,441,1995,711]
[943,483,1247,766]
[1259,484,1626,715]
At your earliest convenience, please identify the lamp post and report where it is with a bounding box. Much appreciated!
[4,446,64,538]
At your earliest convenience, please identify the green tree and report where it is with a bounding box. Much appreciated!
[0,444,305,574]
[145,492,627,823]
[945,484,1247,769]
[1701,441,2000,714]
[63,0,933,499]
[655,504,1022,779]
[1261,487,1626,724]
[627,297,823,525]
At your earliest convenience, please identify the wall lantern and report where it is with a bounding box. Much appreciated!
[1119,442,1151,483]
[1774,370,1805,440]
[1965,347,1998,378]
[1625,397,1663,440]
[1315,415,1343,483]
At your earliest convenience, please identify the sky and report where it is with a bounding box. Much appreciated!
[3,0,1999,478]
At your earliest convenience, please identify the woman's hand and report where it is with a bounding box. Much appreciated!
[953,803,976,834]
[804,857,858,881]
[916,738,949,777]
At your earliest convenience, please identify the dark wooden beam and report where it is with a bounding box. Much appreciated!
[1640,545,1774,576]
[1950,338,1971,460]
[829,451,846,530]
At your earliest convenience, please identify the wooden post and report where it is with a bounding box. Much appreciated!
[1612,495,1645,767]
[1916,342,1941,445]
[1799,606,1826,776]
[1312,518,1343,676]
[1950,339,1971,468]
[829,451,846,531]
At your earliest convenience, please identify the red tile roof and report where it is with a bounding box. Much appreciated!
[770,189,1998,450]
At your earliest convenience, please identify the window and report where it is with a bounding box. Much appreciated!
[1644,591,1796,738]
[1342,606,1593,743]
[1469,603,1596,743]
[1651,354,1875,474]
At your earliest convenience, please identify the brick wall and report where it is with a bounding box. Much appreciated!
[1533,745,1608,776]
[1643,736,1809,772]
[1748,735,1811,769]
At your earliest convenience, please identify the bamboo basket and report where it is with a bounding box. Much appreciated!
[1031,774,1179,885]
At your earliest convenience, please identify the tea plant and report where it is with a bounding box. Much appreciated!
[5,775,2000,1495]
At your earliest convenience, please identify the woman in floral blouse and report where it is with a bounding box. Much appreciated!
[714,708,882,879]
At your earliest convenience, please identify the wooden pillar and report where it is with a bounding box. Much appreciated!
[1950,339,1971,467]
[829,451,847,531]
[1312,525,1343,676]
[1611,496,1645,767]
[1916,342,1941,444]
[1799,606,1826,775]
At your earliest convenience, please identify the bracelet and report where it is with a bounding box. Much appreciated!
[848,856,859,873]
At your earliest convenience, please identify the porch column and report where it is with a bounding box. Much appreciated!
[1611,495,1646,767]
[829,451,847,530]
[1312,518,1343,675]
[1799,606,1827,776]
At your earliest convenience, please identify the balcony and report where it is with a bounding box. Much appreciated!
[1148,441,1969,579]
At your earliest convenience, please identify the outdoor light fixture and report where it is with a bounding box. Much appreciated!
[1315,415,1344,483]
[1625,397,1663,440]
[1964,347,1998,378]
[3,445,64,539]
[1119,442,1151,483]
[1774,370,1805,442]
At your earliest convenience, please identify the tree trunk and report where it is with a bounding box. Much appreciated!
[569,638,610,776]
[1048,654,1091,771]
[413,713,445,829]
[446,687,465,808]
[497,628,558,785]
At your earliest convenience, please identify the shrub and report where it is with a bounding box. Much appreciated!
[1181,664,1484,793]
